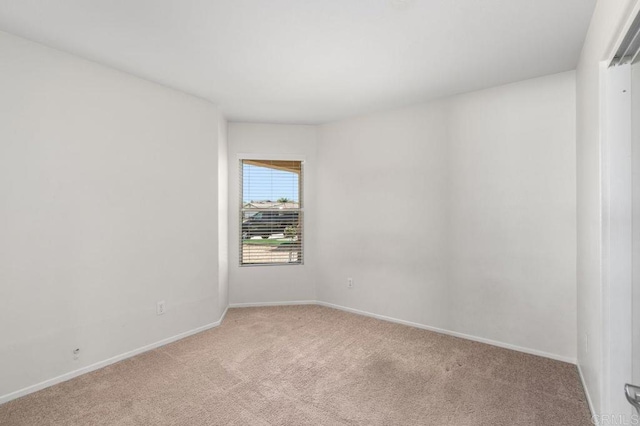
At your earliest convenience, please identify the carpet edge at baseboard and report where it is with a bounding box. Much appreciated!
[229,299,576,365]
[0,306,229,406]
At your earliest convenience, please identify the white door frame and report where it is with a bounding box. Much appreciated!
[599,5,640,420]
[601,60,634,420]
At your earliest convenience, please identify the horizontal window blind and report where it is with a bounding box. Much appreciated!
[611,11,640,66]
[240,159,303,266]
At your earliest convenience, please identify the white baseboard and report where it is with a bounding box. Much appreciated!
[0,306,229,406]
[228,300,576,364]
[229,300,316,308]
[315,301,577,364]
[578,363,597,424]
[2,299,578,406]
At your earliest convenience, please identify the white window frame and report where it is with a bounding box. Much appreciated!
[238,154,305,267]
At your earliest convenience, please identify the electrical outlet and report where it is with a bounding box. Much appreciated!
[73,348,80,361]
[157,300,166,315]
[347,278,353,289]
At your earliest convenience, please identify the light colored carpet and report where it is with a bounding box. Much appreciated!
[0,305,591,425]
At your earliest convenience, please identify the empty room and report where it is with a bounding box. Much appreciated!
[3,0,640,425]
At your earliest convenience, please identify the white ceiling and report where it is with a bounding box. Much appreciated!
[0,0,595,124]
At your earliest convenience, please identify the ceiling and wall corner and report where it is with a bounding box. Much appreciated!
[0,0,595,123]
[314,71,577,363]
[0,31,225,403]
[0,0,609,408]
[227,72,577,364]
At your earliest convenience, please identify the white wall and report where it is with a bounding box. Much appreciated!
[316,71,577,362]
[0,32,224,400]
[228,123,318,304]
[576,0,637,417]
[316,102,451,325]
[218,118,229,313]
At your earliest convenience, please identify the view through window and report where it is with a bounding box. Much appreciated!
[240,159,303,265]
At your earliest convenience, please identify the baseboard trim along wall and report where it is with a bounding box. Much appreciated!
[316,301,576,364]
[0,307,229,406]
[2,298,577,406]
[228,300,316,308]
[578,363,597,423]
[229,300,577,364]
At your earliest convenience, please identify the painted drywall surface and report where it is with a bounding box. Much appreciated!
[0,1,596,124]
[228,123,317,304]
[0,32,222,398]
[576,0,637,416]
[446,72,576,359]
[316,71,577,361]
[316,102,451,327]
[218,117,229,313]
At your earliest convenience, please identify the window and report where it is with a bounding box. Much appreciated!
[240,159,303,265]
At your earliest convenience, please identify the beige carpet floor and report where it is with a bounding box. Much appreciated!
[0,305,591,425]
